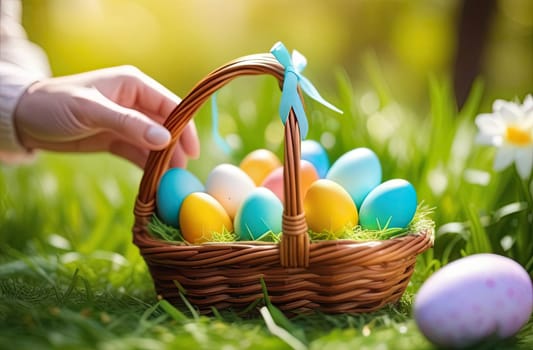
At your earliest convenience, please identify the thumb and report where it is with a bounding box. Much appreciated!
[83,90,171,150]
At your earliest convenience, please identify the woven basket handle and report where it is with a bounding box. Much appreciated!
[133,53,309,268]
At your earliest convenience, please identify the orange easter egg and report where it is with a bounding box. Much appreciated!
[240,149,282,186]
[300,160,320,198]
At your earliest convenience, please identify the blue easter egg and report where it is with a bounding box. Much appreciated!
[326,147,381,208]
[359,179,417,230]
[234,187,283,240]
[156,168,204,227]
[301,140,330,178]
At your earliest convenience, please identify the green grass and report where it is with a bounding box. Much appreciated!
[147,203,434,243]
[1,71,532,349]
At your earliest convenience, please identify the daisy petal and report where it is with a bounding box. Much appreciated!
[499,103,523,123]
[522,114,533,129]
[475,133,501,146]
[493,147,515,171]
[523,94,533,110]
[523,101,533,118]
[475,114,505,135]
[515,147,533,180]
[493,99,507,112]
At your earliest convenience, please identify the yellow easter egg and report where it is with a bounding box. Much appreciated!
[304,179,358,234]
[179,192,233,244]
[240,149,282,186]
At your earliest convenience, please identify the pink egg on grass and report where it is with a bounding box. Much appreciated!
[414,254,533,349]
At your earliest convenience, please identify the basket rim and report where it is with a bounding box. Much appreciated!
[143,228,433,246]
[135,226,434,250]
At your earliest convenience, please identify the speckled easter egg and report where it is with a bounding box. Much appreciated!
[261,160,319,204]
[301,140,330,178]
[326,147,381,208]
[179,192,233,244]
[239,149,282,186]
[234,187,283,240]
[156,168,204,227]
[206,164,256,219]
[358,179,417,230]
[303,179,358,234]
[414,254,533,349]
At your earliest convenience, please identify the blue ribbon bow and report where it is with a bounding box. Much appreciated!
[270,41,342,139]
[211,42,343,154]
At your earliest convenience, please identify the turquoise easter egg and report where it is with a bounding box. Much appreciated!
[359,179,417,230]
[156,168,204,227]
[326,147,381,208]
[234,187,283,240]
[301,139,330,178]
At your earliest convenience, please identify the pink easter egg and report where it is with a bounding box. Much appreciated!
[261,160,319,204]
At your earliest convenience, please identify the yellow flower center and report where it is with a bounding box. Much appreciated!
[505,126,532,146]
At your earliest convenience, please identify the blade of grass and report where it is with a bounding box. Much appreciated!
[171,280,200,320]
[158,299,189,323]
[260,306,308,350]
[260,278,307,344]
[60,268,79,304]
[463,202,492,254]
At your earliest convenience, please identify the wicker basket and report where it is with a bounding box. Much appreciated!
[132,52,433,314]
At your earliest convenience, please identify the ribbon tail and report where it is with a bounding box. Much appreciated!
[279,73,308,139]
[299,76,343,114]
[279,73,299,123]
[291,101,308,139]
[280,98,308,139]
[211,92,232,155]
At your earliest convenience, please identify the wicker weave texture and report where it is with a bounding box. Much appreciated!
[132,53,433,314]
[135,229,432,313]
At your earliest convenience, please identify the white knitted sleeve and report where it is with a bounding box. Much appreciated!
[0,0,51,163]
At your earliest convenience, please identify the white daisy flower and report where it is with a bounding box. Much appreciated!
[475,94,533,179]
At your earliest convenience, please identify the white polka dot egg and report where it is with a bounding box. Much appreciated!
[414,254,533,349]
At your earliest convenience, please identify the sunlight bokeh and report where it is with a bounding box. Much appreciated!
[22,0,532,110]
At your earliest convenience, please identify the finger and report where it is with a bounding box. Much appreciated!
[168,142,188,168]
[28,131,150,169]
[24,132,114,153]
[108,139,149,169]
[179,121,200,159]
[93,65,180,121]
[81,89,171,151]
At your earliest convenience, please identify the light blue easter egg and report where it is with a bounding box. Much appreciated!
[301,139,330,178]
[234,187,283,240]
[326,147,381,208]
[359,179,417,230]
[156,168,204,227]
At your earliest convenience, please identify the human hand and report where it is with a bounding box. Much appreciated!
[13,65,200,168]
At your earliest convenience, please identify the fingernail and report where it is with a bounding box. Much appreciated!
[145,125,171,146]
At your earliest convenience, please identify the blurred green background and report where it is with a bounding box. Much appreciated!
[14,0,533,260]
[22,0,532,110]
